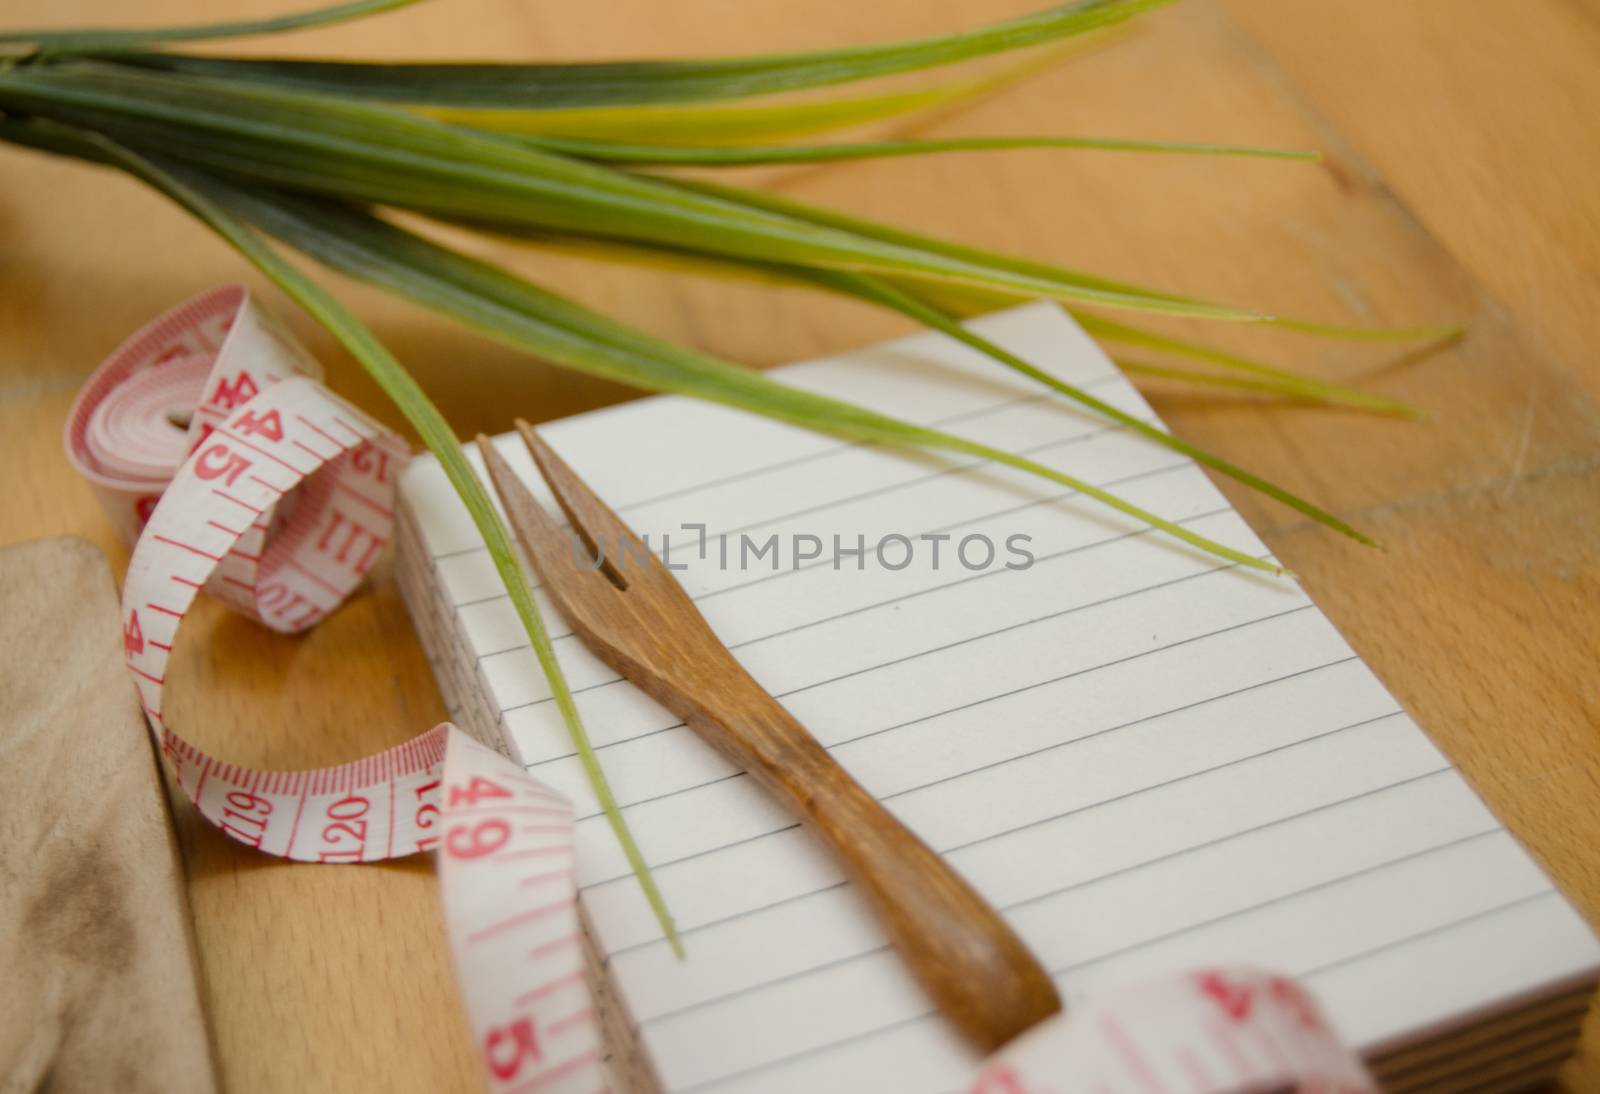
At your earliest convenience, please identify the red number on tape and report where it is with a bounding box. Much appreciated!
[1197,969,1257,1022]
[445,818,510,860]
[124,609,145,657]
[327,795,370,821]
[233,407,285,442]
[351,443,392,483]
[220,788,273,847]
[316,511,383,573]
[448,776,512,809]
[483,1017,541,1081]
[321,794,371,852]
[210,371,259,410]
[193,444,252,487]
[257,582,323,629]
[226,789,273,816]
[413,778,442,845]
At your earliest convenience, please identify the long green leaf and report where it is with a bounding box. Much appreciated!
[1075,313,1426,416]
[0,63,1265,320]
[36,120,684,956]
[411,45,1080,146]
[183,181,1284,574]
[78,0,1171,108]
[890,278,1428,414]
[1112,357,1410,402]
[426,78,1010,146]
[667,175,1459,344]
[517,133,1319,166]
[0,0,420,51]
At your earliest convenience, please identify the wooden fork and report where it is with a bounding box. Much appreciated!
[477,421,1062,1052]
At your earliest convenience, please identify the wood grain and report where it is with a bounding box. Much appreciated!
[0,536,218,1094]
[1,0,1597,1089]
[482,424,1063,1053]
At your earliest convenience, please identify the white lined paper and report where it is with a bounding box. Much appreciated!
[399,303,1599,1092]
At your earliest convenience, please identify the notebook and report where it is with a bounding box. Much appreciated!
[394,303,1600,1092]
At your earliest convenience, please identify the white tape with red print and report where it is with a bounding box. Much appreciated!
[71,287,1375,1094]
[968,968,1375,1094]
[74,286,605,1092]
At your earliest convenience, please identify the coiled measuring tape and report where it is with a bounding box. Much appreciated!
[68,287,1377,1094]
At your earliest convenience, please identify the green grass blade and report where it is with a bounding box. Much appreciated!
[0,114,115,160]
[0,63,1267,320]
[77,0,1171,108]
[519,133,1319,165]
[428,78,1006,145]
[1113,357,1390,399]
[1075,313,1425,416]
[51,124,684,957]
[413,45,1080,146]
[1259,315,1463,342]
[411,40,1099,149]
[0,0,420,51]
[886,279,1428,415]
[667,173,1233,299]
[667,175,1464,345]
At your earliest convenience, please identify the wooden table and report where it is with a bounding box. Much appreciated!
[4,0,1597,1088]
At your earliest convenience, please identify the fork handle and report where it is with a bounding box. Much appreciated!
[675,667,1063,1052]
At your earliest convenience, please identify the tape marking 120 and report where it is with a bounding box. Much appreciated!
[69,286,1377,1094]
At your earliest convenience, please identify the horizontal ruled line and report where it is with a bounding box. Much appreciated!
[1300,888,1559,980]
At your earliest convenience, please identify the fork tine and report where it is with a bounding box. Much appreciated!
[476,434,610,611]
[514,420,659,587]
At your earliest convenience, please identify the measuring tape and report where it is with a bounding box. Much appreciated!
[68,287,1377,1094]
[970,968,1374,1094]
[69,285,604,1093]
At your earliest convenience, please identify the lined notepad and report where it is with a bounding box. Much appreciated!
[396,304,1599,1092]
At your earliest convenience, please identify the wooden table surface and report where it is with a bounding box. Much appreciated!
[4,0,1598,1089]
